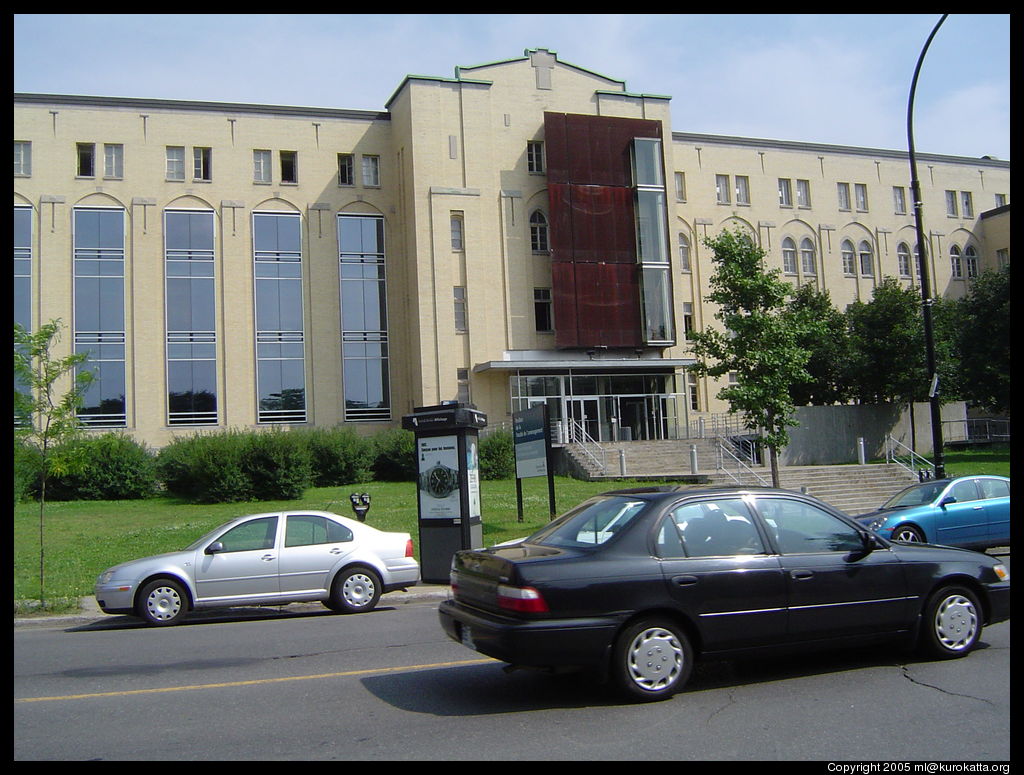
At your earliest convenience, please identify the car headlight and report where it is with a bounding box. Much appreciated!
[993,564,1010,582]
[866,518,887,532]
[98,570,116,584]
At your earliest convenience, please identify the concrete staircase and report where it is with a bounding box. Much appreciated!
[560,439,917,516]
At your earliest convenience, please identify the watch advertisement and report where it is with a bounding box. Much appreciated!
[417,435,461,519]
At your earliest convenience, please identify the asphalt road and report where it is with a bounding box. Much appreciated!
[14,576,1011,762]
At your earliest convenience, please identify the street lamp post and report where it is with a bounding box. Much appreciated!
[907,13,948,479]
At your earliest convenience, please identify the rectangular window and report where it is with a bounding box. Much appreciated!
[527,141,545,173]
[855,183,869,211]
[103,144,123,178]
[534,288,553,333]
[337,153,354,186]
[73,207,126,427]
[994,193,1007,208]
[77,143,95,177]
[716,174,731,204]
[193,147,212,181]
[454,287,467,332]
[945,190,958,217]
[166,146,185,181]
[253,212,305,423]
[837,182,851,211]
[996,248,1009,269]
[253,149,271,183]
[14,206,32,332]
[338,213,390,421]
[361,155,380,187]
[165,209,218,426]
[796,179,811,208]
[778,178,793,207]
[674,171,686,202]
[280,151,297,184]
[960,191,974,219]
[14,141,32,176]
[893,186,907,214]
[735,175,750,205]
[682,302,694,339]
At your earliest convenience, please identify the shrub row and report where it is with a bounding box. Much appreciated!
[16,425,518,504]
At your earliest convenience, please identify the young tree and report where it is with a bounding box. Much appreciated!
[14,320,94,608]
[688,230,816,487]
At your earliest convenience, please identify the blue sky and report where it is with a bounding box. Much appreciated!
[14,14,1010,160]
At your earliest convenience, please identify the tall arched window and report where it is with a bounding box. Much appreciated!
[677,233,691,272]
[841,240,856,275]
[858,240,874,276]
[964,245,979,278]
[800,238,816,275]
[950,245,963,278]
[782,237,797,274]
[897,242,912,277]
[529,210,549,253]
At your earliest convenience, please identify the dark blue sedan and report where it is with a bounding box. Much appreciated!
[855,475,1010,550]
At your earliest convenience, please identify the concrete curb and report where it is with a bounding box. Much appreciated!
[13,584,452,627]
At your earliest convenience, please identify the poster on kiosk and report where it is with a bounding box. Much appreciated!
[403,403,485,583]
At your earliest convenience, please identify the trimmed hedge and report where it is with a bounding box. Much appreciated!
[479,429,516,480]
[28,433,159,501]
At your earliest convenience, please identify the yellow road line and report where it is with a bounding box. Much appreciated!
[15,657,495,703]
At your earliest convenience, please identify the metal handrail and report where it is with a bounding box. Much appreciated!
[716,437,769,486]
[941,418,1010,444]
[886,435,936,480]
[566,417,606,474]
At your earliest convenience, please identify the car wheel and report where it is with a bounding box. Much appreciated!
[137,579,188,626]
[893,524,925,543]
[919,586,982,659]
[330,567,382,614]
[613,618,693,702]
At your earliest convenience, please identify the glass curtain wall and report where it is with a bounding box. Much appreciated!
[338,213,390,421]
[73,207,126,426]
[253,211,306,423]
[165,209,218,425]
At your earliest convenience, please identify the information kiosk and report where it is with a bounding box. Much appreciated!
[401,403,487,583]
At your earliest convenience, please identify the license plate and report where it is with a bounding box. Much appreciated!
[460,624,475,649]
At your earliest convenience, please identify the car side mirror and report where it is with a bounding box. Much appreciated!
[205,541,224,555]
[939,495,957,508]
[850,530,876,559]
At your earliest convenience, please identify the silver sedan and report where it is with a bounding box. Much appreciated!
[95,510,420,625]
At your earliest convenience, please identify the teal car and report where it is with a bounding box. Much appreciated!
[856,475,1010,550]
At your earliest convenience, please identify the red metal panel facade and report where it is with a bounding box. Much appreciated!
[545,112,662,348]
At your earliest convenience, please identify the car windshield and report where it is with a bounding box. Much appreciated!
[882,481,949,509]
[526,496,648,548]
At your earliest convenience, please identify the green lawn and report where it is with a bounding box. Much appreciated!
[15,443,1009,614]
[13,476,659,612]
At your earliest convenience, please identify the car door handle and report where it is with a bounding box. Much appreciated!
[790,569,814,580]
[260,554,276,562]
[329,547,343,554]
[672,575,699,586]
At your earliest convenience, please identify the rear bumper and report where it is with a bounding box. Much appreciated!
[438,598,621,668]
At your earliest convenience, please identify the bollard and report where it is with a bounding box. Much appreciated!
[857,437,866,465]
[690,444,698,474]
[619,449,627,476]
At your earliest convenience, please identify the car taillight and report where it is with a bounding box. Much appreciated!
[497,584,548,614]
[405,539,415,558]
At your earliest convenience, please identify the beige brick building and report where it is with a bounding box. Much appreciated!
[14,49,1010,448]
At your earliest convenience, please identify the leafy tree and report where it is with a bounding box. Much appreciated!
[844,278,929,405]
[787,284,852,406]
[947,267,1010,414]
[14,320,94,608]
[688,230,816,487]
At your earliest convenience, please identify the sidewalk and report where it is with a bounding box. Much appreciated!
[14,584,452,627]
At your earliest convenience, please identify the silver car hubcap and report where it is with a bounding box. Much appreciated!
[146,586,182,621]
[626,626,683,692]
[342,574,375,608]
[935,594,978,651]
[895,527,921,542]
